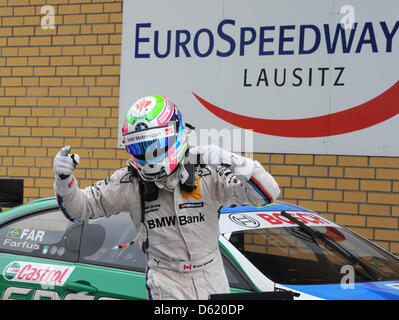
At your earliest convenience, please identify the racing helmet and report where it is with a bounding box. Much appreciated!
[122,95,188,182]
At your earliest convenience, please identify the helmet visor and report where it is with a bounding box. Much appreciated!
[123,125,177,164]
[126,138,171,163]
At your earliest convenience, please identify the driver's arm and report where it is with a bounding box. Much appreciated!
[190,145,280,208]
[211,161,280,208]
[55,167,138,222]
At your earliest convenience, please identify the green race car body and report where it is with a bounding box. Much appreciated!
[0,197,249,300]
[1,197,399,300]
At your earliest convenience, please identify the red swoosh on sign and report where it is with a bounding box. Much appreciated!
[193,81,399,138]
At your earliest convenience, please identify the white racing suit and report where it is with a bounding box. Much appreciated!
[55,156,280,300]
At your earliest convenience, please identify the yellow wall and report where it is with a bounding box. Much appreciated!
[1,0,399,255]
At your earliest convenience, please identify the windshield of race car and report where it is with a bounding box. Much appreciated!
[227,226,399,285]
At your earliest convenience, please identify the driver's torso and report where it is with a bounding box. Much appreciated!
[127,172,221,263]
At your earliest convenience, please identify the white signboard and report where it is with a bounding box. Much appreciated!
[119,0,399,156]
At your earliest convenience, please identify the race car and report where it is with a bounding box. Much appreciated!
[0,196,399,300]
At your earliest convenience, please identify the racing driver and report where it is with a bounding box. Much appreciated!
[53,95,280,300]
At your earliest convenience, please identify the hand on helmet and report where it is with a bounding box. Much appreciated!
[53,146,80,180]
[189,145,254,179]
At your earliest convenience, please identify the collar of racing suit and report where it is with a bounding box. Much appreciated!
[155,164,189,192]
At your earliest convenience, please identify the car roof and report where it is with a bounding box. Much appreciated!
[1,198,308,217]
[219,201,312,214]
[0,196,58,224]
[0,198,337,235]
[219,201,338,234]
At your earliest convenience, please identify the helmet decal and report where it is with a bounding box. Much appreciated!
[134,122,149,131]
[157,97,175,126]
[128,96,156,120]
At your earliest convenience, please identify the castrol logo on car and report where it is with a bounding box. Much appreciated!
[3,261,74,286]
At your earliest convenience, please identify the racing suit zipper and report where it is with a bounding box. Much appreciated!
[174,186,192,261]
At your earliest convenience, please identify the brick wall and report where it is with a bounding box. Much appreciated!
[0,0,126,199]
[1,0,398,255]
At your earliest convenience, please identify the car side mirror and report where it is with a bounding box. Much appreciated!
[65,223,83,252]
[79,223,106,257]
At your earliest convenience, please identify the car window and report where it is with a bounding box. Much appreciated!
[229,226,399,285]
[221,252,253,291]
[79,212,147,272]
[0,209,82,262]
